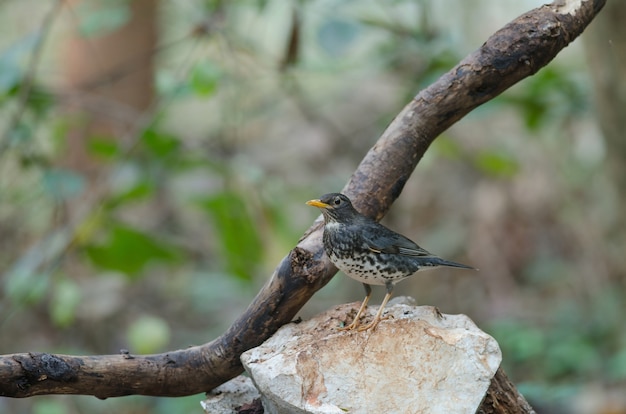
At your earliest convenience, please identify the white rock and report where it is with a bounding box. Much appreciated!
[201,375,261,414]
[241,301,501,414]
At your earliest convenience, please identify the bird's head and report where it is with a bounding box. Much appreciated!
[306,193,359,223]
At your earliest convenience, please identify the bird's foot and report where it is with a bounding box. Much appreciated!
[337,297,370,331]
[356,314,393,332]
[337,318,361,331]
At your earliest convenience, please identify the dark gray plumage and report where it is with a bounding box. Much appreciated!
[307,192,474,331]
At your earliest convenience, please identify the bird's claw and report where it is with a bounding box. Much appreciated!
[355,313,392,332]
[337,319,361,331]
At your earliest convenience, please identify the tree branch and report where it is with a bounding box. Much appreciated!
[479,368,537,414]
[0,0,604,400]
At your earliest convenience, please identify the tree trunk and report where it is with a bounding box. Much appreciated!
[583,0,626,281]
[59,0,157,179]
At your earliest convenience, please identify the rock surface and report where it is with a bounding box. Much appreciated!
[201,375,261,414]
[241,299,501,414]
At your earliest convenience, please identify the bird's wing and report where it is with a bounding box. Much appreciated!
[362,224,433,257]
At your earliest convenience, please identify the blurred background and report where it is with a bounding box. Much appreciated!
[0,1,624,413]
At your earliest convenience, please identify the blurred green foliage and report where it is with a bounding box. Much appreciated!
[473,150,520,178]
[76,0,132,38]
[0,33,40,94]
[502,67,589,130]
[190,60,222,97]
[196,192,263,281]
[50,277,81,327]
[84,224,181,275]
[127,314,171,354]
[41,169,86,201]
[490,287,626,404]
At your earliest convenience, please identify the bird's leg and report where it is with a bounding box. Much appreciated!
[357,282,394,332]
[338,284,371,331]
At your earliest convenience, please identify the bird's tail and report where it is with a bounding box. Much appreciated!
[432,257,476,271]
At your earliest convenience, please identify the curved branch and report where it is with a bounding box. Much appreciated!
[0,0,604,399]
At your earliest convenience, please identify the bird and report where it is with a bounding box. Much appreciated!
[306,193,474,331]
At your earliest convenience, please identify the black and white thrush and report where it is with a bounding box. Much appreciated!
[307,193,474,331]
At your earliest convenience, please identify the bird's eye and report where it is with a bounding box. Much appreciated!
[333,197,341,205]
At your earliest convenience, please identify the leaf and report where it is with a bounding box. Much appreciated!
[190,61,221,97]
[317,18,360,57]
[84,225,180,277]
[107,181,154,208]
[545,339,599,378]
[474,150,519,178]
[501,67,588,130]
[33,399,68,414]
[50,278,82,328]
[88,136,120,159]
[4,270,49,306]
[196,192,263,281]
[0,32,40,94]
[26,87,54,116]
[41,168,86,201]
[142,128,181,158]
[77,0,132,38]
[7,122,33,146]
[4,230,70,306]
[72,209,106,246]
[608,348,626,381]
[489,320,545,363]
[156,70,191,98]
[432,136,462,159]
[126,315,170,354]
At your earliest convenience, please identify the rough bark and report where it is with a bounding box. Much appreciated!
[0,0,605,401]
[478,368,536,414]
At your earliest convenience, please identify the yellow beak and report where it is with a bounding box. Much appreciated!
[306,199,330,209]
